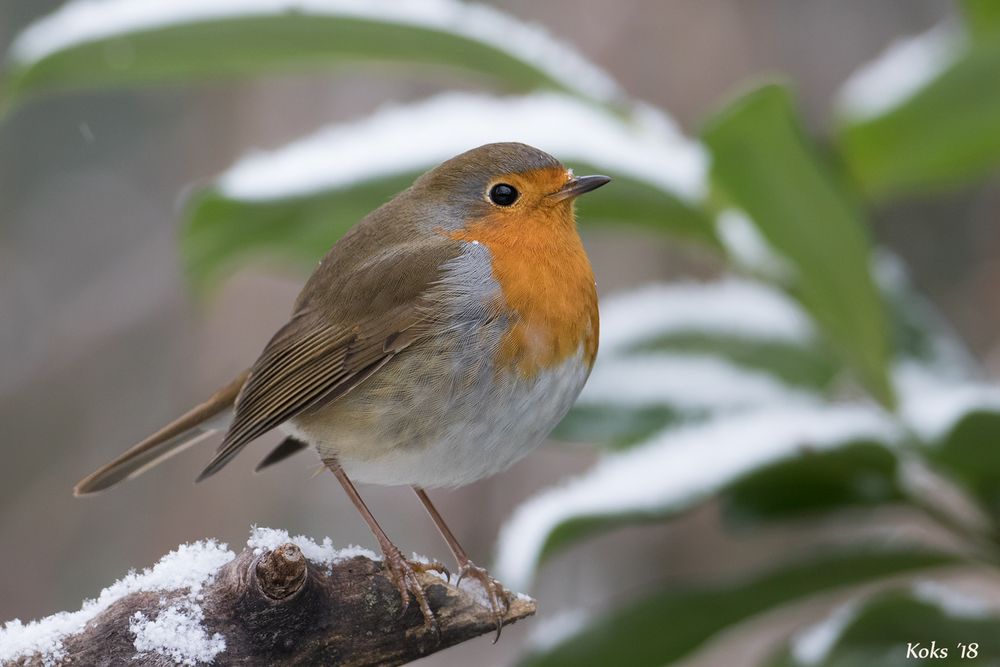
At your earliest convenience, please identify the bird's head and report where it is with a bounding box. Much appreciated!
[411,142,610,236]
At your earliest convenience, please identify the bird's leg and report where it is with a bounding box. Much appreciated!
[412,487,511,641]
[325,460,447,634]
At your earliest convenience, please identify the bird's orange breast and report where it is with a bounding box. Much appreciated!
[448,204,599,379]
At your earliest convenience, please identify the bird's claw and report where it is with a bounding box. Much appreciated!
[456,561,511,642]
[382,544,446,637]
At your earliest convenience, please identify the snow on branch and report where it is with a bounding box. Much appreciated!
[1,527,534,666]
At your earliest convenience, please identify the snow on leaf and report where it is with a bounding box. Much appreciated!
[836,23,962,121]
[911,580,993,619]
[597,279,815,356]
[895,363,1000,441]
[524,608,590,654]
[790,600,861,665]
[716,209,796,281]
[499,327,1000,591]
[495,404,899,591]
[9,0,620,103]
[214,92,706,203]
[578,354,813,411]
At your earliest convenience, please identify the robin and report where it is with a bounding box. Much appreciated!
[75,142,610,636]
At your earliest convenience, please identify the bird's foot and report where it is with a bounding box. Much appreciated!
[456,560,511,642]
[381,542,449,636]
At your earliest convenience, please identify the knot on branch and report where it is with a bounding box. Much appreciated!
[255,543,307,600]
[7,531,536,667]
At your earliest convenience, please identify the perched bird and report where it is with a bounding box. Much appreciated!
[75,142,609,635]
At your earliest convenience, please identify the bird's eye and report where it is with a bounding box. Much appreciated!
[488,183,519,206]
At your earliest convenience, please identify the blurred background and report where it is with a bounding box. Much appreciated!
[2,1,1000,666]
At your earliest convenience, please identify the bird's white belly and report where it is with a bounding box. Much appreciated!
[287,349,591,488]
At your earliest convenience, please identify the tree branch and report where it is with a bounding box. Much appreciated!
[10,539,535,666]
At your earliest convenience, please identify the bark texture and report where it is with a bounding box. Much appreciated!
[16,542,535,666]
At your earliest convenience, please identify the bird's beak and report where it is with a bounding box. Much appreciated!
[551,174,612,202]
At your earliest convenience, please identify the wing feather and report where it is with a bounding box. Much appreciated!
[195,234,464,480]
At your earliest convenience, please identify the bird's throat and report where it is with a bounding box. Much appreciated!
[448,209,599,379]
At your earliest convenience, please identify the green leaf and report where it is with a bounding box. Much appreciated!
[632,332,839,391]
[963,0,1000,42]
[702,83,893,406]
[1,4,617,112]
[550,404,689,450]
[723,441,903,526]
[182,174,419,289]
[518,549,954,667]
[552,279,831,452]
[767,588,1000,666]
[573,172,717,246]
[924,407,1000,521]
[837,40,1000,199]
[879,260,971,371]
[183,166,714,291]
[532,436,904,566]
[496,405,904,590]
[537,440,903,560]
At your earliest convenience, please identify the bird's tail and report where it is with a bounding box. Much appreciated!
[74,370,250,495]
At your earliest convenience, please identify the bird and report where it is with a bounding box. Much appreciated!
[74,142,610,637]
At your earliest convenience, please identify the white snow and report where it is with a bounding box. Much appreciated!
[215,92,707,203]
[579,279,823,415]
[10,0,620,103]
[496,349,1000,590]
[0,539,233,666]
[716,209,795,281]
[0,526,390,665]
[836,24,961,121]
[895,363,1000,441]
[790,582,994,664]
[578,354,814,410]
[911,580,992,619]
[524,608,589,653]
[131,603,226,666]
[247,525,379,567]
[790,600,860,665]
[596,279,814,355]
[495,404,899,590]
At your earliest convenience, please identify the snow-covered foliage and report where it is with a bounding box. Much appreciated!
[495,276,1000,591]
[496,402,899,590]
[790,600,862,666]
[789,582,998,665]
[579,354,811,412]
[10,0,620,103]
[715,209,796,281]
[597,279,814,354]
[836,23,961,120]
[910,580,993,619]
[215,92,706,203]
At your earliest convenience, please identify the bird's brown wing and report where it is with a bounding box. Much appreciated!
[196,237,462,481]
